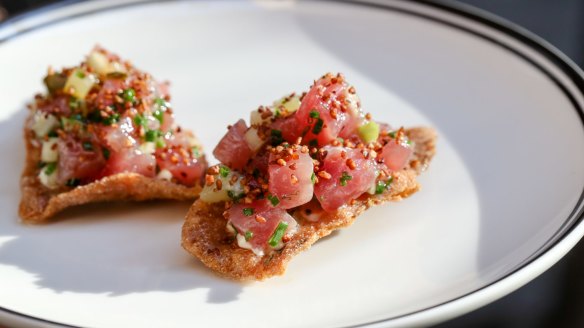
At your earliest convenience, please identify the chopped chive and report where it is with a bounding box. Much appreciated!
[154,98,168,108]
[268,221,289,247]
[309,110,320,119]
[406,139,412,145]
[122,88,136,104]
[243,208,254,216]
[102,148,110,160]
[155,138,166,148]
[82,141,93,151]
[153,109,164,123]
[65,178,80,187]
[145,130,160,142]
[274,108,281,118]
[103,113,120,125]
[227,190,244,202]
[133,114,147,127]
[192,146,201,158]
[69,97,81,110]
[340,171,352,186]
[375,177,393,194]
[267,194,280,206]
[312,118,324,135]
[311,172,316,184]
[388,131,397,138]
[245,231,253,241]
[44,162,57,175]
[76,70,86,79]
[270,129,283,146]
[219,165,230,178]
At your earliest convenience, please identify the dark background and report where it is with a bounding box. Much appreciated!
[1,0,584,327]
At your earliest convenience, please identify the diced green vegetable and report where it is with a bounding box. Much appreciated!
[358,121,380,143]
[309,110,320,119]
[43,73,67,94]
[243,208,254,216]
[245,231,253,241]
[268,221,289,247]
[64,69,96,99]
[272,94,301,113]
[375,177,393,195]
[103,113,120,126]
[32,112,59,138]
[134,114,147,127]
[145,130,160,142]
[244,128,265,152]
[41,138,59,162]
[311,172,316,184]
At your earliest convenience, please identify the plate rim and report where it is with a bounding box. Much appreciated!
[1,0,584,327]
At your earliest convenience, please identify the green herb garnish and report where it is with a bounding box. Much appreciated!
[312,118,324,135]
[134,114,147,127]
[375,177,394,194]
[340,171,352,186]
[243,208,254,216]
[145,130,160,142]
[388,131,397,138]
[122,88,136,104]
[245,231,253,241]
[219,165,230,178]
[44,162,57,175]
[267,194,280,206]
[153,109,164,123]
[227,190,244,202]
[76,71,86,79]
[311,172,316,184]
[309,110,319,119]
[268,221,289,247]
[270,129,283,146]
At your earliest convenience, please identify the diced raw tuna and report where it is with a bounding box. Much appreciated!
[213,119,252,170]
[268,149,314,209]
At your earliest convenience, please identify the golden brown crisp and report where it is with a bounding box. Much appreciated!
[181,127,436,280]
[19,120,203,224]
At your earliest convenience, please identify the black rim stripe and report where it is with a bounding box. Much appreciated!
[0,1,583,327]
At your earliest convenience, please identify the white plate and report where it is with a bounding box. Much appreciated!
[1,0,584,327]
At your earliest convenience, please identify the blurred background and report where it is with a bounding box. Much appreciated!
[1,0,584,327]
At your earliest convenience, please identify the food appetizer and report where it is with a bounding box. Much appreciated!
[182,73,436,280]
[20,47,207,223]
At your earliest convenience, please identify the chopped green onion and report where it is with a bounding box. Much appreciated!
[69,97,82,110]
[76,71,86,79]
[219,165,230,178]
[154,98,168,108]
[388,131,397,139]
[134,114,147,127]
[103,113,120,126]
[155,138,166,148]
[309,110,320,119]
[311,172,316,184]
[66,178,80,187]
[340,171,352,186]
[274,108,281,118]
[102,148,111,160]
[243,208,254,216]
[122,88,136,104]
[270,129,283,146]
[192,146,201,158]
[145,130,160,142]
[268,221,289,247]
[82,141,93,151]
[44,162,57,175]
[227,190,244,202]
[312,118,324,135]
[267,194,280,206]
[153,109,164,123]
[245,231,253,241]
[375,177,394,194]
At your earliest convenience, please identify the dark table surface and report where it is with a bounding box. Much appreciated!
[1,0,583,327]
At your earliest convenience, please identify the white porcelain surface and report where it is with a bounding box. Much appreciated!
[0,1,583,327]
